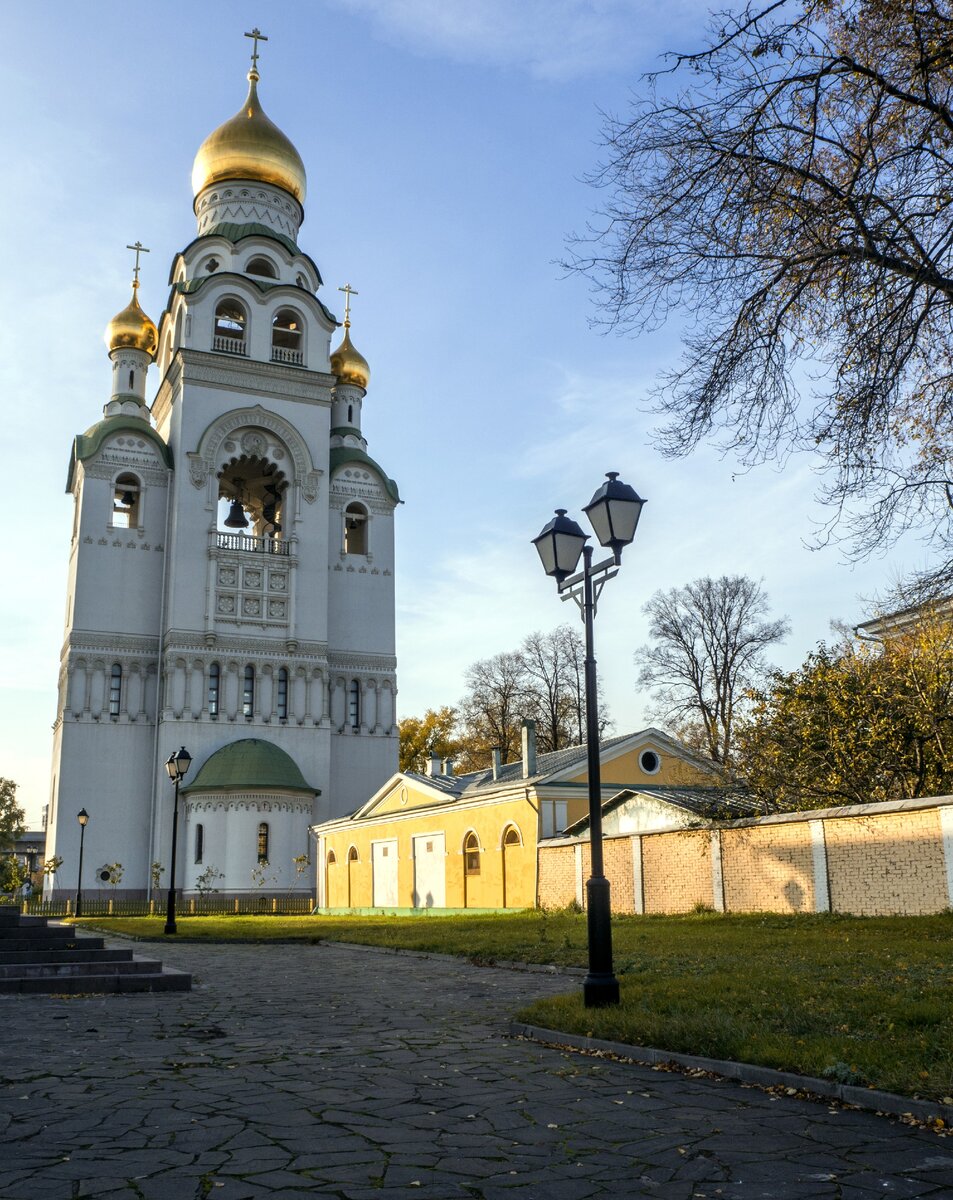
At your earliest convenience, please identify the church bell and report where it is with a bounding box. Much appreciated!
[223,498,249,529]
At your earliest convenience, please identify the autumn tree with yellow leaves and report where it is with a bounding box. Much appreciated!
[737,615,953,808]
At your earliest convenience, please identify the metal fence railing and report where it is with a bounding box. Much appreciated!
[20,894,317,918]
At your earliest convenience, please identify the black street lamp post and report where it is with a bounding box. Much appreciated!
[164,746,192,935]
[533,472,645,1008]
[75,809,89,918]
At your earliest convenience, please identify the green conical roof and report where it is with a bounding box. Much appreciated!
[182,739,317,795]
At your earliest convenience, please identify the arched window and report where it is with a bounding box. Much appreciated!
[347,404,353,424]
[277,668,289,720]
[108,664,122,717]
[344,503,367,554]
[208,663,220,717]
[112,473,140,529]
[348,680,361,730]
[327,849,337,865]
[243,665,255,718]
[503,826,521,847]
[272,308,304,364]
[194,823,204,865]
[464,832,481,876]
[257,822,269,863]
[247,255,277,278]
[213,300,247,354]
[348,846,359,863]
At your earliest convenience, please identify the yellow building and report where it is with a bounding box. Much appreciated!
[311,723,721,910]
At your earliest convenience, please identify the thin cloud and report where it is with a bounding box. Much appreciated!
[333,0,693,80]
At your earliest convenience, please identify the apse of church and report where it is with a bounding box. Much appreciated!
[45,33,400,899]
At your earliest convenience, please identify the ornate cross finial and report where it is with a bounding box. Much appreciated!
[126,241,150,290]
[244,27,268,73]
[338,282,359,325]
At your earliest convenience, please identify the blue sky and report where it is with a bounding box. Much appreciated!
[0,1,923,825]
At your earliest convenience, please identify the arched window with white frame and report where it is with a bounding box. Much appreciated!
[112,473,141,529]
[247,255,278,278]
[272,308,304,365]
[213,299,247,355]
[344,503,368,555]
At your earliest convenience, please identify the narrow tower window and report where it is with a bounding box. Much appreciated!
[343,503,367,555]
[112,473,140,529]
[277,668,289,720]
[257,822,269,863]
[128,369,135,390]
[348,680,361,730]
[272,308,303,363]
[208,663,220,717]
[347,404,353,423]
[243,665,255,718]
[108,664,122,717]
[213,300,247,353]
[194,823,204,865]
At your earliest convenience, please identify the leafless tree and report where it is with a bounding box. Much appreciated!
[635,576,789,765]
[457,651,528,769]
[569,0,953,591]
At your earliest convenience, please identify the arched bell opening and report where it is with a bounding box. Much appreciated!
[112,472,141,529]
[216,454,289,542]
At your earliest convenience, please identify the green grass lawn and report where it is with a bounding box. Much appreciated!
[77,909,953,1102]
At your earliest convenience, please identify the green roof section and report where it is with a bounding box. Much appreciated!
[173,273,337,326]
[330,447,401,503]
[67,416,172,492]
[205,222,301,258]
[183,739,318,796]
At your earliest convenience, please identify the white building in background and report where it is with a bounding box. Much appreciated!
[44,44,400,897]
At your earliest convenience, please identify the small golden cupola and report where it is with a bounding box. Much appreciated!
[191,32,307,205]
[104,247,158,360]
[330,283,370,391]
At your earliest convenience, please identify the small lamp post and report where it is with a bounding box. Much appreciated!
[75,809,89,918]
[163,746,192,935]
[533,472,645,1007]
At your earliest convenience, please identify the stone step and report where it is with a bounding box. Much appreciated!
[0,969,192,995]
[0,957,160,980]
[0,924,82,940]
[0,935,103,952]
[0,946,127,966]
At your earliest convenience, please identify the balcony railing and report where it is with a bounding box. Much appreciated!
[212,335,248,356]
[216,533,289,555]
[272,345,304,365]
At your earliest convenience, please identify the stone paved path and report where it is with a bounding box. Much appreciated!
[1,940,952,1199]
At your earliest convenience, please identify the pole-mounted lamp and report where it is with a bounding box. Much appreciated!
[533,472,645,1007]
[164,746,192,935]
[75,808,89,919]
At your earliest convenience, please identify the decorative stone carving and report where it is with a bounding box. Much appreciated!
[187,452,207,489]
[241,431,268,457]
[217,595,236,614]
[302,470,320,505]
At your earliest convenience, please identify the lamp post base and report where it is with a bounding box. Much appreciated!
[583,972,620,1007]
[164,920,177,936]
[584,874,620,1008]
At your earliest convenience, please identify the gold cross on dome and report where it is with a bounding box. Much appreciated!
[126,241,150,289]
[244,27,268,71]
[338,282,359,324]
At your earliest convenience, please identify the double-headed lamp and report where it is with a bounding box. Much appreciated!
[165,746,193,782]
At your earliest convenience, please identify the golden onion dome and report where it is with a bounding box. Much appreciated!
[191,69,307,203]
[330,322,370,390]
[104,285,158,358]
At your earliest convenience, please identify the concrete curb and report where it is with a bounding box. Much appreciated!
[510,1021,953,1126]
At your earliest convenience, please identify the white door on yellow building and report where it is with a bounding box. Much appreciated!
[412,833,445,908]
[372,839,398,907]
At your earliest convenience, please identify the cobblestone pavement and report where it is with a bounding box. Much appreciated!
[2,940,952,1200]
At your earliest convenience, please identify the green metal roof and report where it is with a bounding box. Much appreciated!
[183,739,318,795]
[67,416,172,492]
[172,273,337,325]
[205,222,301,257]
[330,447,401,503]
